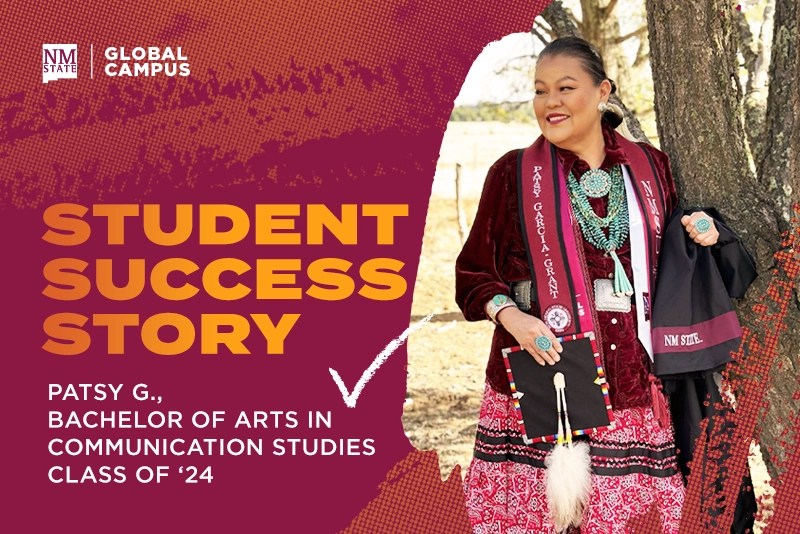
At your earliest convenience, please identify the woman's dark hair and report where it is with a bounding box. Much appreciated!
[538,36,623,127]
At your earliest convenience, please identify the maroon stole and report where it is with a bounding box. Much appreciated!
[517,135,666,339]
[517,136,670,425]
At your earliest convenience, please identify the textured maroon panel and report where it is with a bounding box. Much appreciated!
[341,449,471,533]
[0,0,549,532]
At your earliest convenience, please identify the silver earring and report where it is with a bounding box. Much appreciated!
[597,101,609,113]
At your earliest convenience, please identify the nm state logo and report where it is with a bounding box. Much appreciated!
[43,44,78,83]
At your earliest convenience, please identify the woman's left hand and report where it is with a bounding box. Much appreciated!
[680,211,719,246]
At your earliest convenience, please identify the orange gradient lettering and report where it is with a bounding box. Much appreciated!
[42,204,90,246]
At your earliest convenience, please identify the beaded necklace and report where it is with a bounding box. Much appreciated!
[566,165,634,297]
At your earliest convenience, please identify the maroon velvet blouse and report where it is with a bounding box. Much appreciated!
[455,124,677,410]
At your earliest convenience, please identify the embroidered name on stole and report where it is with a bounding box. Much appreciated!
[517,136,665,338]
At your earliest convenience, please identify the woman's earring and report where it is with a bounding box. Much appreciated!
[597,101,609,114]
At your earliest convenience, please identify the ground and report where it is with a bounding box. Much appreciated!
[404,121,533,480]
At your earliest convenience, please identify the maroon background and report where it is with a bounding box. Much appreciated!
[5,1,796,532]
[1,1,547,532]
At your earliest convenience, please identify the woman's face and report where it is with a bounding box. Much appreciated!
[533,54,610,153]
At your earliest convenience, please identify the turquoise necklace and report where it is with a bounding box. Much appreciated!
[566,165,634,297]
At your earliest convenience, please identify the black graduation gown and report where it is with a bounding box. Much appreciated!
[654,208,757,533]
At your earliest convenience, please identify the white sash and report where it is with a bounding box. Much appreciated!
[622,166,653,361]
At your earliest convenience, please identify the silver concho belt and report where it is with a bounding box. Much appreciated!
[510,280,532,311]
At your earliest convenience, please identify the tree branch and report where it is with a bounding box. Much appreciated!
[615,25,648,44]
[495,55,538,76]
[541,0,581,38]
[531,19,552,46]
[610,95,649,142]
[632,36,649,68]
[603,0,619,19]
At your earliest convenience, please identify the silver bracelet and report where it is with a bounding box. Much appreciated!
[485,294,517,324]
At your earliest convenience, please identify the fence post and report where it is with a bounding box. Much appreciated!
[455,162,468,245]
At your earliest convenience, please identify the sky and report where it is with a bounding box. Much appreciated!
[453,32,538,106]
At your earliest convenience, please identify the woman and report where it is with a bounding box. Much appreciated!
[455,37,719,533]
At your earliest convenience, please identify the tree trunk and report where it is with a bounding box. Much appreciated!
[761,0,800,222]
[647,0,781,257]
[754,0,800,478]
[646,0,800,527]
[740,0,774,168]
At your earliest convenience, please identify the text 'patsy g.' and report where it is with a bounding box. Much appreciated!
[41,203,410,356]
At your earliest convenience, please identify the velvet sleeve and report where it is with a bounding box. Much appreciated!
[455,150,519,321]
[639,142,678,215]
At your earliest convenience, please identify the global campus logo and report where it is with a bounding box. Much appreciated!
[43,44,78,83]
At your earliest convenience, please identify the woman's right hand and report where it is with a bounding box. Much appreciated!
[497,307,563,366]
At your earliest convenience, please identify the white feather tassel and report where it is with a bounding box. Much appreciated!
[545,441,592,531]
[545,372,593,532]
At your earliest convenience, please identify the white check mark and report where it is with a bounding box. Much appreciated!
[329,313,435,408]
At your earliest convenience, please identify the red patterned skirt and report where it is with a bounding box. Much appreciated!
[464,383,685,533]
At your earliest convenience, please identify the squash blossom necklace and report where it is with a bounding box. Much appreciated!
[566,166,634,298]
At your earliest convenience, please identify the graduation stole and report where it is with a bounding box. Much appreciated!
[517,135,667,360]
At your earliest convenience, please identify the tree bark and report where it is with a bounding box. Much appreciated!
[580,0,630,102]
[646,0,780,250]
[755,0,800,478]
[760,0,800,221]
[540,1,580,38]
[647,0,800,501]
[742,1,775,177]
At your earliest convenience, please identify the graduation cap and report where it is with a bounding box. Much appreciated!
[502,332,614,444]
